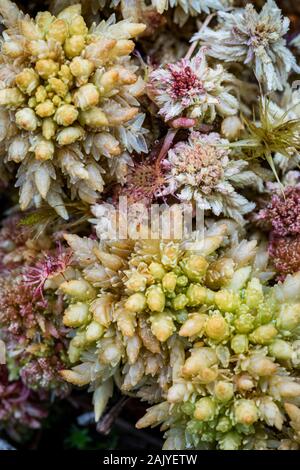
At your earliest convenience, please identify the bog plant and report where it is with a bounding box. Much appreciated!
[1,0,300,451]
[0,1,146,218]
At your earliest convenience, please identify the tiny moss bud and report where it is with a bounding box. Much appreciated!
[277,380,300,398]
[125,293,146,313]
[215,290,240,312]
[15,108,39,131]
[36,11,54,32]
[48,77,68,98]
[20,20,42,41]
[63,302,89,327]
[69,15,88,36]
[3,41,23,58]
[35,86,47,103]
[172,293,188,311]
[245,278,264,310]
[234,399,258,425]
[236,374,255,392]
[247,356,277,376]
[90,295,113,327]
[146,285,165,312]
[182,347,218,377]
[35,59,59,79]
[56,126,85,145]
[214,381,234,402]
[182,255,209,282]
[79,107,109,128]
[64,35,85,58]
[59,65,73,84]
[97,69,119,96]
[74,83,100,111]
[0,88,25,107]
[54,104,78,126]
[34,139,54,161]
[186,284,207,307]
[175,309,188,324]
[179,313,208,337]
[110,39,135,58]
[176,275,188,287]
[15,68,39,95]
[205,314,229,342]
[149,262,166,281]
[167,383,187,403]
[116,308,136,337]
[125,273,147,292]
[70,57,94,85]
[162,272,177,293]
[28,97,37,108]
[68,342,81,363]
[255,302,273,325]
[150,312,175,342]
[71,331,86,349]
[60,279,96,300]
[161,243,179,268]
[219,431,242,450]
[221,115,243,140]
[269,339,293,360]
[181,402,195,416]
[35,99,55,118]
[216,416,232,433]
[277,304,300,332]
[249,323,277,345]
[42,118,56,140]
[46,19,68,44]
[85,321,104,343]
[231,334,248,354]
[234,313,254,334]
[194,397,215,421]
[205,257,235,290]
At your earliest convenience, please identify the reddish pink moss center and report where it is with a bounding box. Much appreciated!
[168,64,204,100]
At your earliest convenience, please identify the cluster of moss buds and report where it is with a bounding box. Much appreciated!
[0,1,146,217]
[136,258,300,449]
[2,0,300,452]
[42,221,300,448]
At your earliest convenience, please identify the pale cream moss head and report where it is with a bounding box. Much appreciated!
[148,48,239,124]
[194,0,300,92]
[136,269,300,450]
[0,1,146,218]
[160,131,266,224]
[44,221,266,422]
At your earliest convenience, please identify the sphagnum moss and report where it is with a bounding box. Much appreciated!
[0,0,146,218]
[2,0,300,452]
[136,268,300,450]
[44,219,300,447]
